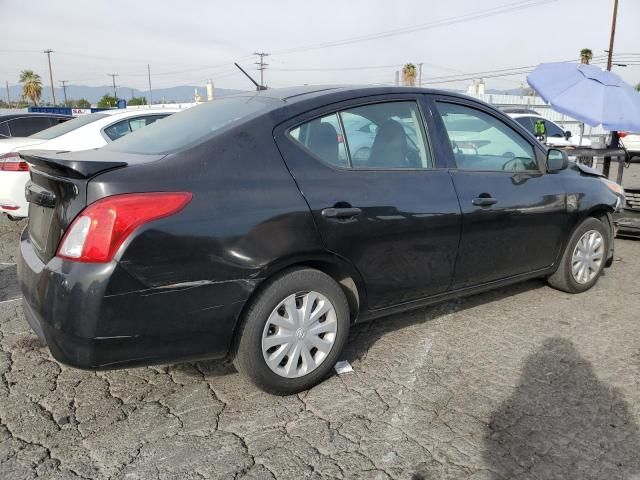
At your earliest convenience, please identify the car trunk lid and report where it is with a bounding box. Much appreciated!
[20,149,162,263]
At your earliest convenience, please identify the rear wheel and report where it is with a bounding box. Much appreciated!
[547,217,609,293]
[233,268,350,395]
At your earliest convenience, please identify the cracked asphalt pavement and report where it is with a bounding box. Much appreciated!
[1,213,640,479]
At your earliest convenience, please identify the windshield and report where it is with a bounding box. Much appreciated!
[105,96,279,155]
[29,113,110,140]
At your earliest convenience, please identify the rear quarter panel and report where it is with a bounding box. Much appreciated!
[86,115,324,339]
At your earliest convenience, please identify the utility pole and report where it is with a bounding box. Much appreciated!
[44,49,56,105]
[59,80,69,105]
[395,71,399,86]
[147,64,153,106]
[5,80,11,108]
[418,63,423,87]
[606,0,619,71]
[107,73,119,98]
[253,52,270,88]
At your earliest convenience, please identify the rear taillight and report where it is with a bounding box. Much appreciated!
[619,132,628,138]
[0,152,29,172]
[57,192,193,263]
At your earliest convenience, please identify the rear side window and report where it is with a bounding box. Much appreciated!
[103,115,169,141]
[8,117,52,136]
[0,122,9,138]
[436,102,538,172]
[289,101,432,169]
[103,119,131,141]
[290,114,348,167]
[105,97,279,154]
[29,113,109,140]
[544,120,565,138]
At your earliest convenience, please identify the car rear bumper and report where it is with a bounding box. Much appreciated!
[0,171,29,218]
[17,229,253,369]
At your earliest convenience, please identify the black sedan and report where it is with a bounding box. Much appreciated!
[17,86,625,394]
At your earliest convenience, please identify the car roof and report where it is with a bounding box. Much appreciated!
[500,107,539,115]
[508,112,546,120]
[0,113,72,121]
[96,108,182,118]
[227,85,470,104]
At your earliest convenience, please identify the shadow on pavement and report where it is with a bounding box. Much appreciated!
[483,337,640,479]
[343,278,547,364]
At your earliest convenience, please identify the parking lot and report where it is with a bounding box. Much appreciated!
[0,209,639,479]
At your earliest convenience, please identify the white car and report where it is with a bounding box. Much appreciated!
[621,132,640,159]
[0,108,180,219]
[505,110,591,148]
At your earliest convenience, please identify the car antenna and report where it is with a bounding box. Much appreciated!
[234,62,267,91]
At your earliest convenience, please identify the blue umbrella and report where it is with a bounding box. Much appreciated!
[527,62,640,132]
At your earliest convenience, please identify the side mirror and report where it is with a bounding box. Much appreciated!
[547,148,569,172]
[564,130,572,140]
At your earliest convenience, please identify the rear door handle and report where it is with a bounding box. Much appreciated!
[472,196,497,207]
[321,207,362,218]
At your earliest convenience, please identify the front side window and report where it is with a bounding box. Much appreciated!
[289,100,432,170]
[437,102,538,172]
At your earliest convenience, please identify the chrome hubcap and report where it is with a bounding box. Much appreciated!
[571,230,604,284]
[262,291,337,378]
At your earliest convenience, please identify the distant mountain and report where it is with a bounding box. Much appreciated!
[4,84,247,105]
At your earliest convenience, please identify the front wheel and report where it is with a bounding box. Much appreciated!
[547,217,609,293]
[233,268,350,395]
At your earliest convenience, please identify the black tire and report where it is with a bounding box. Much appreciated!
[547,217,609,293]
[233,267,350,395]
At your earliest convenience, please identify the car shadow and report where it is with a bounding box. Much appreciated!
[341,278,547,365]
[482,337,640,479]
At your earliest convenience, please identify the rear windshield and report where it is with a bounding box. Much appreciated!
[29,113,110,140]
[104,96,278,154]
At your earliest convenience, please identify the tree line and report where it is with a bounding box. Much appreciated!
[0,70,148,109]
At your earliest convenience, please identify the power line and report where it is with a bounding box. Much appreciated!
[270,0,557,56]
[270,63,403,72]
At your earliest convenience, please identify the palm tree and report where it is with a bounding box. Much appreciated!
[20,70,42,105]
[402,63,417,86]
[580,48,593,65]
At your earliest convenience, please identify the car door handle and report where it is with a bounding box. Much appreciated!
[472,196,497,207]
[321,207,362,218]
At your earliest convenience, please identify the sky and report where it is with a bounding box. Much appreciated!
[1,0,639,101]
